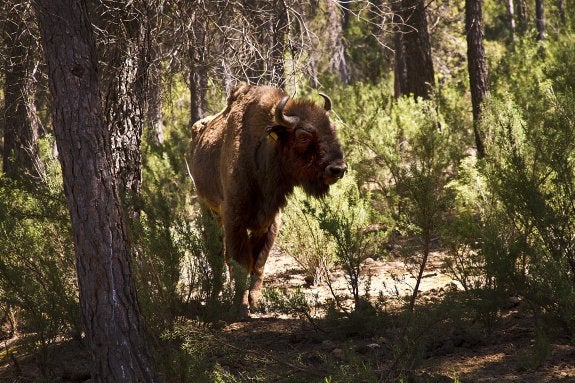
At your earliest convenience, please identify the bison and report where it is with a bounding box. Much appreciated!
[188,82,346,316]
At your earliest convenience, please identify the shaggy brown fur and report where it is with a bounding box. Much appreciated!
[188,82,346,314]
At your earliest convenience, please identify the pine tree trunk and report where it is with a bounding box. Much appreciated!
[327,0,350,85]
[535,0,545,40]
[2,0,44,181]
[144,2,164,146]
[34,1,158,381]
[98,1,149,209]
[392,1,409,98]
[268,1,288,87]
[400,0,435,99]
[504,0,517,42]
[557,0,566,25]
[189,10,208,124]
[516,0,528,34]
[242,0,287,86]
[465,0,488,158]
[147,57,165,145]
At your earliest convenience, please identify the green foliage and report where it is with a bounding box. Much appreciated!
[131,148,192,329]
[279,189,335,286]
[282,173,382,309]
[160,321,223,383]
[314,174,380,307]
[390,98,456,234]
[262,287,319,325]
[343,8,389,84]
[442,156,515,299]
[479,90,575,333]
[0,177,79,349]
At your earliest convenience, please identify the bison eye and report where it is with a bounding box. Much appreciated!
[295,129,313,146]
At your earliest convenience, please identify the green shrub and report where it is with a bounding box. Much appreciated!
[279,188,335,286]
[315,173,381,308]
[282,172,382,310]
[479,91,575,333]
[0,177,80,353]
[362,96,459,312]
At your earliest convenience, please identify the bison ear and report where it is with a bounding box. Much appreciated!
[266,125,288,142]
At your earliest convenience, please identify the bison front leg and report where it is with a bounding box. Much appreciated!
[222,222,253,319]
[248,213,281,311]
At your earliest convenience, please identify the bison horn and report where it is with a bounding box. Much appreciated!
[319,92,332,112]
[275,96,299,127]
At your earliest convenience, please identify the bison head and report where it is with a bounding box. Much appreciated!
[267,94,347,197]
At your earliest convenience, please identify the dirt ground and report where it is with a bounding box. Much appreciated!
[1,250,574,382]
[246,249,575,382]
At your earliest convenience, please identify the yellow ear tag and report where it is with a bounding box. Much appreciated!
[269,131,279,141]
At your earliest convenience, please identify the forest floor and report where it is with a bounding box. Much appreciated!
[1,250,575,382]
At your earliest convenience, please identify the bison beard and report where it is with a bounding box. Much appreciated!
[188,83,346,317]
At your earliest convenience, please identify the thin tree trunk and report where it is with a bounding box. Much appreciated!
[557,0,566,25]
[242,0,287,86]
[189,67,208,124]
[327,0,350,85]
[144,1,164,146]
[504,0,516,42]
[34,1,158,381]
[535,0,545,40]
[243,1,266,83]
[268,1,288,87]
[516,0,528,34]
[466,0,488,158]
[189,11,208,124]
[392,1,409,98]
[147,58,165,145]
[338,0,351,29]
[2,0,44,181]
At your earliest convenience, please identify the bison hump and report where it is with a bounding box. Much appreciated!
[191,114,217,138]
[227,82,251,106]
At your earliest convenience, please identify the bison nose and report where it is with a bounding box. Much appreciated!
[326,162,347,179]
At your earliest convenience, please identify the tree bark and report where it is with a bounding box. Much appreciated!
[327,0,350,85]
[189,9,208,124]
[97,1,150,209]
[2,0,44,181]
[34,1,158,381]
[535,0,545,40]
[399,0,435,99]
[557,0,566,25]
[392,1,409,98]
[465,0,488,158]
[504,0,516,42]
[516,0,528,34]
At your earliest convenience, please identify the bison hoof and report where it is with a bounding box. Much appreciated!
[239,304,251,320]
[248,289,264,311]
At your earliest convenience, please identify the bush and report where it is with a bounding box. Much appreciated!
[281,172,382,311]
[314,173,381,308]
[479,91,575,333]
[0,177,80,355]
